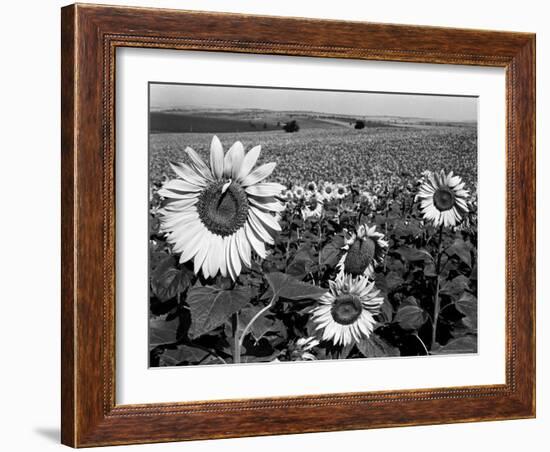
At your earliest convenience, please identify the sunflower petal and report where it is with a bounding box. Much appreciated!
[169,162,207,187]
[213,235,225,278]
[161,179,203,194]
[229,233,242,279]
[245,183,286,197]
[223,141,245,179]
[250,206,282,232]
[247,210,274,245]
[225,235,235,281]
[209,135,224,179]
[237,145,261,181]
[245,222,267,259]
[241,162,277,187]
[236,227,252,268]
[193,231,210,275]
[158,188,200,200]
[205,237,219,279]
[178,225,206,263]
[183,146,213,181]
[249,196,286,212]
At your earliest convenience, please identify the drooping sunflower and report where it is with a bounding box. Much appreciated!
[302,193,324,220]
[416,170,469,228]
[337,224,388,277]
[158,136,286,280]
[312,273,383,347]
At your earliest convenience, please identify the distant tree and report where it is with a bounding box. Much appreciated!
[355,120,366,130]
[263,122,267,129]
[283,120,300,133]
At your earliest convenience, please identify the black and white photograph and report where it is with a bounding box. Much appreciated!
[148,83,478,367]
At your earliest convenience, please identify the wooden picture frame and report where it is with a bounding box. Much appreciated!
[61,3,535,447]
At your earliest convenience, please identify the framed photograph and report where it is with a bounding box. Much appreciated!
[61,4,535,447]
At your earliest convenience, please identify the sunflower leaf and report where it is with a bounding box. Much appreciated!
[358,334,400,358]
[238,305,280,342]
[446,238,473,267]
[319,235,345,267]
[187,286,251,339]
[264,272,328,302]
[396,246,433,263]
[150,255,193,301]
[159,345,209,366]
[149,316,179,348]
[440,275,470,300]
[384,271,405,292]
[286,246,315,279]
[455,292,478,331]
[433,335,477,355]
[393,305,428,331]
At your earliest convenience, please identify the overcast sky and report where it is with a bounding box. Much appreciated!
[150,83,477,122]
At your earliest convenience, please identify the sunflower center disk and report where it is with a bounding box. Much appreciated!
[331,294,363,325]
[343,238,376,276]
[433,188,455,211]
[197,181,249,237]
[308,198,319,209]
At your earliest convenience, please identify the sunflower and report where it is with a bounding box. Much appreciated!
[334,183,349,199]
[337,224,388,277]
[312,273,383,347]
[416,170,469,228]
[320,182,336,201]
[158,136,286,280]
[282,189,294,203]
[360,190,377,209]
[291,337,319,361]
[305,181,318,194]
[293,184,306,199]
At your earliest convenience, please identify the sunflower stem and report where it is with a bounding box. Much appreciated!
[431,224,444,349]
[285,209,296,267]
[232,312,240,364]
[235,294,277,363]
[383,209,389,272]
[317,213,325,283]
[413,333,429,356]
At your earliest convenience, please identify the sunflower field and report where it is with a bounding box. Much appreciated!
[149,126,478,366]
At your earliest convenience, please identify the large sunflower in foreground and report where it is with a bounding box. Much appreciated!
[312,274,383,347]
[337,224,388,277]
[158,136,286,280]
[416,170,469,228]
